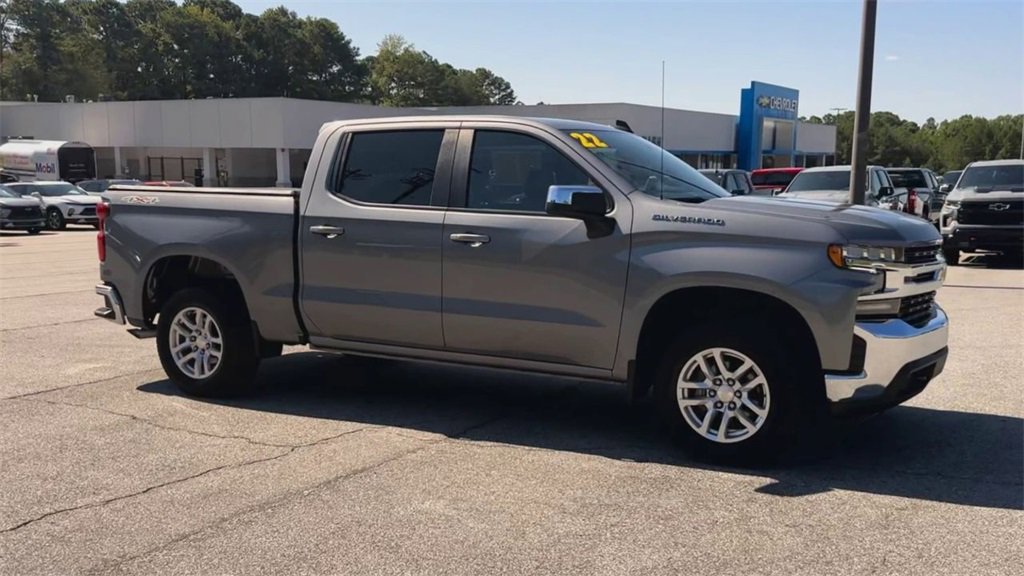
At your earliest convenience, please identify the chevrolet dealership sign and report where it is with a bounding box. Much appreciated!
[757,95,799,114]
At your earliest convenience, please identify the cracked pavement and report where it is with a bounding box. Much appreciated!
[1,230,1022,576]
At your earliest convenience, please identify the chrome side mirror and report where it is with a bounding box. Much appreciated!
[545,185,607,219]
[939,184,952,193]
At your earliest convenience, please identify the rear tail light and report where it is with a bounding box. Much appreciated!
[96,202,109,262]
[907,189,917,214]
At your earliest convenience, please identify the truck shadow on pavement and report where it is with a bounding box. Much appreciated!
[138,352,1023,511]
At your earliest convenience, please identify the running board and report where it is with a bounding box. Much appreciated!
[128,328,157,339]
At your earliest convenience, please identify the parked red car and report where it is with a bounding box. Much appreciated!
[750,167,804,195]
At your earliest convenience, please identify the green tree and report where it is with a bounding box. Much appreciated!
[295,17,366,101]
[471,67,516,105]
[369,35,445,106]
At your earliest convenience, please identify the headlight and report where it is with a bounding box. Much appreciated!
[828,244,897,270]
[0,208,10,218]
[942,200,960,212]
[68,208,76,216]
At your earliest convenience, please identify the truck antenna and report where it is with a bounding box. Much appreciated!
[660,60,666,200]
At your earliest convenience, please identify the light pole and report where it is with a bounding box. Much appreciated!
[849,0,877,205]
[1019,113,1023,160]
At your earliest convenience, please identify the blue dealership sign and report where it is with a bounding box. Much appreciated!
[737,81,800,170]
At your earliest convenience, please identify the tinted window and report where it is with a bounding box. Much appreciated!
[0,186,15,198]
[942,171,962,186]
[888,170,929,189]
[751,171,798,186]
[78,181,103,192]
[468,131,590,212]
[336,131,444,206]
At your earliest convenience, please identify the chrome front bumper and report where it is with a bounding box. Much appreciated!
[826,304,948,405]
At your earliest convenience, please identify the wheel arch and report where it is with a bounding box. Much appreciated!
[141,251,253,330]
[625,284,824,399]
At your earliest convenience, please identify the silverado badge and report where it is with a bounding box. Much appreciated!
[652,214,725,226]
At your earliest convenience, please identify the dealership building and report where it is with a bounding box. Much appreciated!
[0,81,835,187]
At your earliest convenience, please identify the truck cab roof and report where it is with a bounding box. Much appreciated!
[321,115,617,134]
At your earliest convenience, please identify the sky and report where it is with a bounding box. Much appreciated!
[233,0,1023,123]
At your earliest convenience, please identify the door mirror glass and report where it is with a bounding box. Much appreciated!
[545,185,607,219]
[878,186,894,198]
[939,183,952,193]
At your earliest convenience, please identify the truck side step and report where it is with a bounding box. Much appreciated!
[128,328,158,339]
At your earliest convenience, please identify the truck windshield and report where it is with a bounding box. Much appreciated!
[751,172,797,186]
[888,171,928,189]
[957,165,1024,191]
[787,171,855,192]
[561,129,728,203]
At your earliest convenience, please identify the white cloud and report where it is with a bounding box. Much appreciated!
[885,55,901,61]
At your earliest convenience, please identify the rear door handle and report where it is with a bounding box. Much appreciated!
[449,233,490,247]
[310,225,345,239]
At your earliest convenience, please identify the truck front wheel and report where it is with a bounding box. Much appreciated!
[157,288,260,397]
[655,324,814,464]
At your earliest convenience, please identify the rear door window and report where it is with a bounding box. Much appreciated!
[334,130,445,206]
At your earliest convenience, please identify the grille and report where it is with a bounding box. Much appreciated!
[958,200,1024,226]
[901,244,940,265]
[899,291,936,327]
[7,206,42,219]
[79,206,97,217]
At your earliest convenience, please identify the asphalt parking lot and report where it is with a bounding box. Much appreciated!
[1,227,1021,576]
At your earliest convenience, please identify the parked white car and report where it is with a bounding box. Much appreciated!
[5,181,102,230]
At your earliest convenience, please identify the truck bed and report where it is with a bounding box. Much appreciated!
[100,185,304,343]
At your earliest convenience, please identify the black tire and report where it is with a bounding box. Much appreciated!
[157,288,260,397]
[46,208,65,230]
[655,322,821,465]
[27,228,42,235]
[942,245,960,265]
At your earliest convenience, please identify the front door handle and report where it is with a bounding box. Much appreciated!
[310,225,345,239]
[449,233,490,247]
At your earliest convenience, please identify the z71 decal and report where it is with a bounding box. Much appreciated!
[123,195,160,205]
[652,214,725,226]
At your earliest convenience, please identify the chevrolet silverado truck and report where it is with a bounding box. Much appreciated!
[939,159,1023,264]
[94,116,949,462]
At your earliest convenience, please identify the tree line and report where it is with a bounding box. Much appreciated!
[803,111,1023,173]
[0,0,517,106]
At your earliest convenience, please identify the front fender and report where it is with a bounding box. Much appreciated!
[612,240,877,380]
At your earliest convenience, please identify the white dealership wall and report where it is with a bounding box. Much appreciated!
[0,97,835,185]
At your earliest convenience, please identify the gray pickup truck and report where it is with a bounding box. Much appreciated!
[94,116,949,462]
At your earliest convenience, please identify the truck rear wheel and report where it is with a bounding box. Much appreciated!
[655,324,815,465]
[157,288,260,397]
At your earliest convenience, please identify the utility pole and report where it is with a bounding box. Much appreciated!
[1019,113,1023,160]
[849,0,877,205]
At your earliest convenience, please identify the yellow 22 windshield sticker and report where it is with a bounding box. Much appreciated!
[569,132,609,149]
